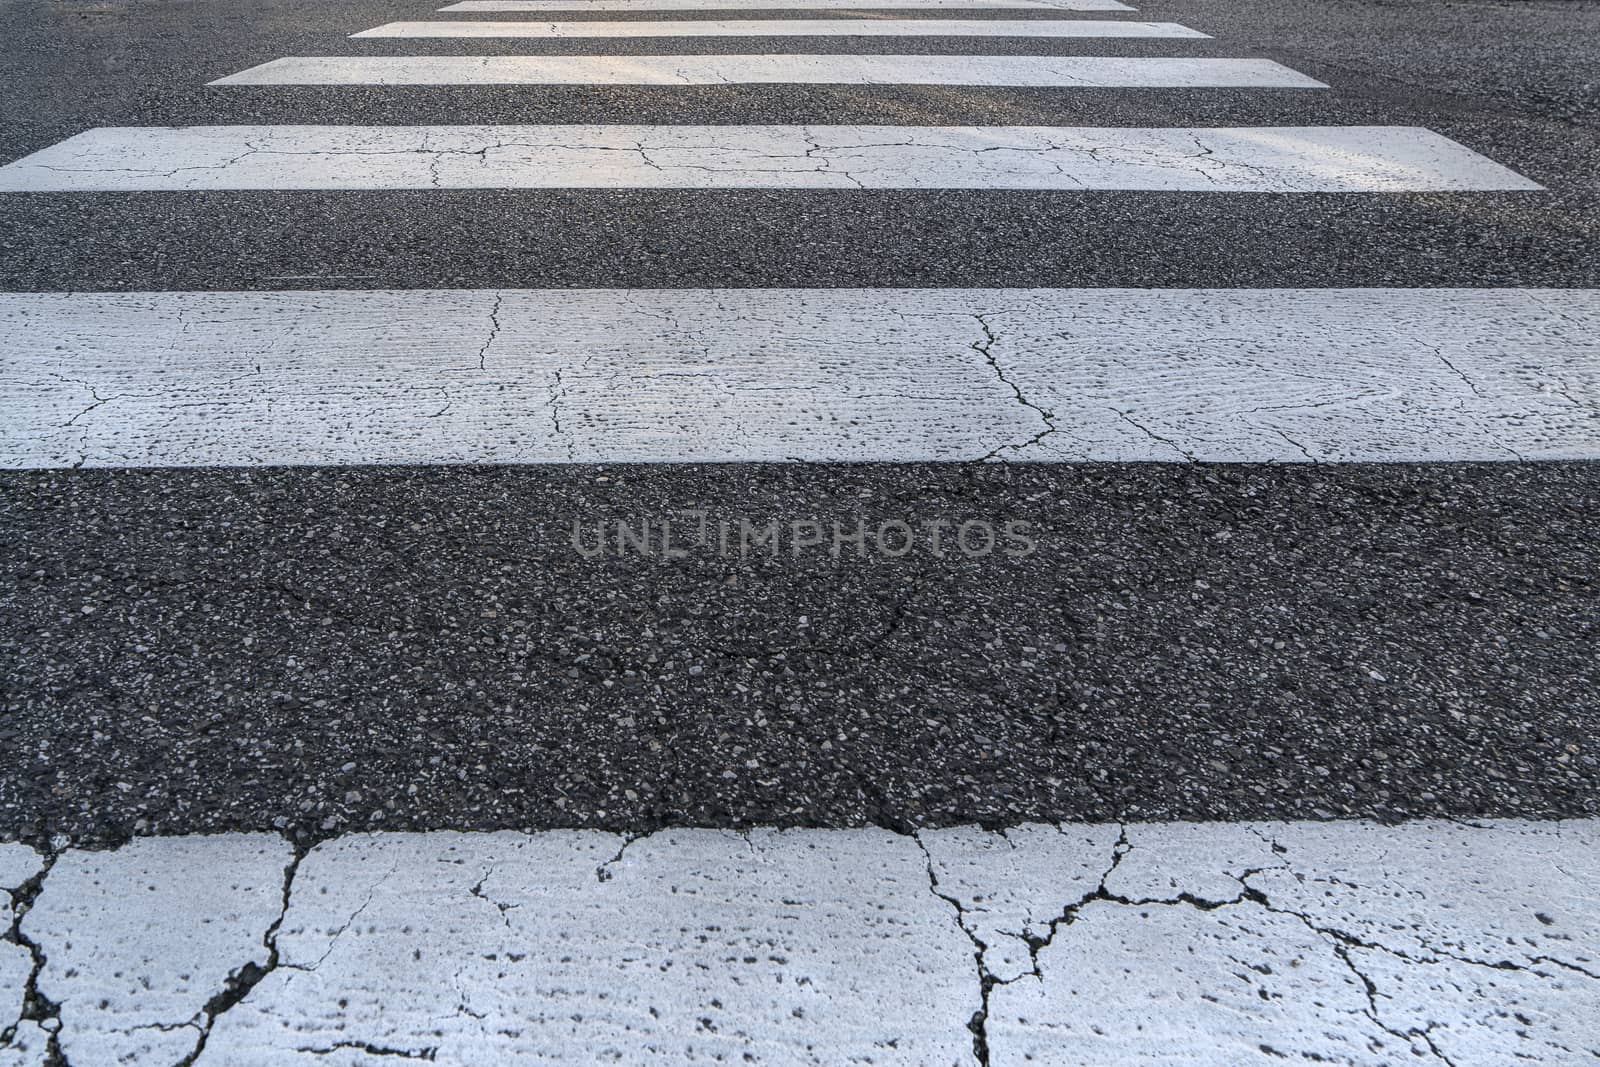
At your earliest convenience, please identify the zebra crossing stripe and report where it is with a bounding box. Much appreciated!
[16,821,1597,1067]
[211,55,1327,88]
[440,0,1136,9]
[0,125,1538,192]
[351,18,1206,38]
[3,288,1593,470]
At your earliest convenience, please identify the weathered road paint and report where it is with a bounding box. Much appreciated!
[0,125,1537,192]
[1,288,1593,469]
[212,55,1326,88]
[441,0,1135,9]
[7,820,1596,1065]
[351,17,1207,38]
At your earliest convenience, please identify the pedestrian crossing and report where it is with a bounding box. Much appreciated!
[2,124,1540,193]
[1,2,1595,1062]
[5,287,1594,468]
[0,0,1575,466]
[7,821,1596,1067]
[351,17,1206,38]
[441,0,1140,9]
[212,55,1327,87]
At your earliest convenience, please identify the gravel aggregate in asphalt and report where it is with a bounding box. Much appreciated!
[2,463,1595,848]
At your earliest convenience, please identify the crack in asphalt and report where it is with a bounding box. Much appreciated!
[1271,425,1320,462]
[547,367,574,460]
[909,826,1155,1066]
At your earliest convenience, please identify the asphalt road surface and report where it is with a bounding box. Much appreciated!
[0,0,1597,1060]
[2,0,1596,847]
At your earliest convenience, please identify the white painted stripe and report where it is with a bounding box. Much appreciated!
[13,821,1598,1066]
[1,288,1593,469]
[351,17,1206,38]
[0,125,1538,192]
[443,0,1134,9]
[211,55,1327,88]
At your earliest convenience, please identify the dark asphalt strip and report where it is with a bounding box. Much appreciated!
[5,87,1548,145]
[1,189,1593,291]
[2,462,1595,848]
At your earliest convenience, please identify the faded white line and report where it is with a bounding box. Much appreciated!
[0,124,1538,192]
[10,820,1598,1066]
[443,0,1134,9]
[352,17,1206,37]
[211,55,1326,88]
[1,288,1594,469]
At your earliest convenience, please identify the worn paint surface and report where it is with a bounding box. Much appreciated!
[1,287,1593,469]
[439,0,1136,10]
[3,821,1595,1065]
[212,56,1326,89]
[351,18,1208,39]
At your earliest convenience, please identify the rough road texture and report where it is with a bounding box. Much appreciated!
[4,462,1597,847]
[0,820,1592,1066]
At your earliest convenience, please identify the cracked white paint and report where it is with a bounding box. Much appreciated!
[994,898,1410,1064]
[199,828,977,1064]
[1236,821,1600,1067]
[1,287,1594,469]
[0,124,1522,193]
[1102,821,1285,903]
[441,0,1136,10]
[0,943,31,1047]
[20,834,294,1066]
[919,824,1122,983]
[0,844,42,918]
[0,844,44,1060]
[0,1024,48,1067]
[212,55,1326,88]
[980,820,1600,1066]
[353,17,1206,38]
[8,820,1596,1066]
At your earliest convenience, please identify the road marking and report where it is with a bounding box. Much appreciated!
[212,55,1326,88]
[2,288,1593,469]
[0,124,1538,192]
[351,17,1207,38]
[441,0,1135,8]
[13,821,1598,1066]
